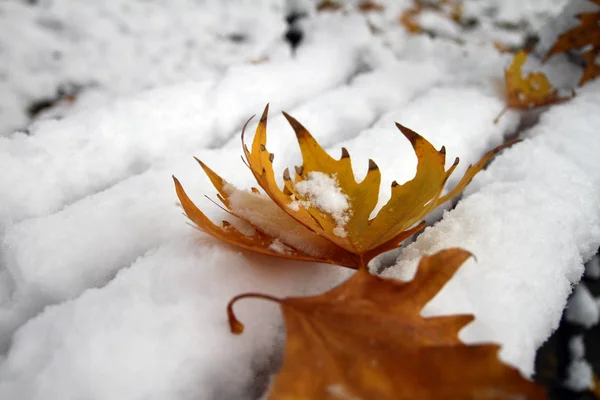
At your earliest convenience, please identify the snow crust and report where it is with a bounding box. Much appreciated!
[0,1,598,399]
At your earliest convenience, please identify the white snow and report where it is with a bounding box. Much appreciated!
[585,253,600,280]
[0,1,599,399]
[294,171,351,237]
[383,81,600,377]
[565,335,594,391]
[569,335,585,359]
[268,239,292,255]
[565,359,594,392]
[565,284,600,329]
[0,0,288,136]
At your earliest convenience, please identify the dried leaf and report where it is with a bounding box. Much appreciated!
[545,10,600,61]
[228,249,547,399]
[399,0,462,34]
[579,49,600,86]
[544,4,600,87]
[174,105,513,268]
[357,0,384,13]
[495,51,572,123]
[316,0,342,12]
[399,7,422,33]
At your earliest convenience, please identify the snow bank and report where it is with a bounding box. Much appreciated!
[1,1,596,398]
[0,239,352,400]
[384,80,600,376]
[0,81,518,349]
[0,14,372,226]
[0,0,286,136]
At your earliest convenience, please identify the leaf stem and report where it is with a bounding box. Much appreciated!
[226,292,283,334]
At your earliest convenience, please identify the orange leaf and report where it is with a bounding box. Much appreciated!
[399,7,422,33]
[174,105,513,268]
[357,1,384,13]
[399,0,462,34]
[316,0,342,12]
[543,4,600,87]
[544,11,600,61]
[496,51,572,123]
[228,249,547,399]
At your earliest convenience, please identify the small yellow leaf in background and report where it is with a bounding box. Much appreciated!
[495,51,572,123]
[174,105,513,269]
[227,249,547,400]
[399,0,463,34]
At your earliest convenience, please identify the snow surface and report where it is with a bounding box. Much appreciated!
[565,335,594,391]
[1,0,599,399]
[384,80,600,377]
[0,0,288,136]
[293,171,351,237]
[565,283,600,329]
[585,253,600,280]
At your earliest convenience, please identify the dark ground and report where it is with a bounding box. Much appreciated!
[535,252,600,400]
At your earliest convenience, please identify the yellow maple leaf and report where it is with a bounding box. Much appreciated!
[227,248,547,399]
[174,105,513,269]
[495,51,572,123]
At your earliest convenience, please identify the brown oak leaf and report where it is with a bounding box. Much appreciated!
[227,248,547,399]
[495,51,572,123]
[174,105,513,269]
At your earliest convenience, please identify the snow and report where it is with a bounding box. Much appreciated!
[585,253,600,280]
[565,335,594,391]
[565,283,600,329]
[565,359,594,392]
[0,0,289,136]
[1,0,599,398]
[293,171,351,237]
[268,239,292,255]
[0,240,353,400]
[383,81,600,376]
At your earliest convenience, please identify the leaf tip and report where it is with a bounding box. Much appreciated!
[368,159,378,171]
[395,122,423,147]
[260,104,270,122]
[341,147,350,159]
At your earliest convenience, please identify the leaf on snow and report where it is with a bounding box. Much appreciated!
[399,0,463,34]
[227,248,547,400]
[544,3,600,86]
[495,50,573,123]
[174,105,513,269]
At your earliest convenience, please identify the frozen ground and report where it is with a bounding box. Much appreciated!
[1,0,599,399]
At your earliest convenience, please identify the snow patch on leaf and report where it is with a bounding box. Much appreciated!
[294,172,351,237]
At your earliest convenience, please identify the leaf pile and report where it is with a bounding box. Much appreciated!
[544,0,600,86]
[228,248,547,399]
[173,105,511,269]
